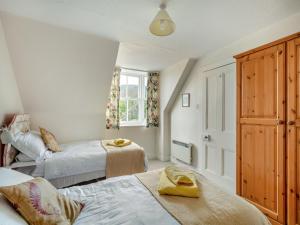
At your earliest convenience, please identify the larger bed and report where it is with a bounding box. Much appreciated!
[0,168,270,225]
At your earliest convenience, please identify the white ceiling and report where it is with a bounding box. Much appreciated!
[0,0,300,70]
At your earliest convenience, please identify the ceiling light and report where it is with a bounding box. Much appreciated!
[149,3,175,36]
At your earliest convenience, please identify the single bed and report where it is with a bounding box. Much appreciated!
[0,168,271,225]
[0,114,148,188]
[14,140,108,188]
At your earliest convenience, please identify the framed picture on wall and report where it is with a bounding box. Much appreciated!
[182,93,190,107]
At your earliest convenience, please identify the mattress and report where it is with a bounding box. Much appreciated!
[15,166,105,188]
[44,140,107,180]
[49,170,105,188]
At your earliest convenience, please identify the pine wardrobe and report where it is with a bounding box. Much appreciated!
[235,32,300,225]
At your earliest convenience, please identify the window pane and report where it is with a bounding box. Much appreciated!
[120,75,127,98]
[119,99,127,122]
[128,100,139,121]
[120,75,127,85]
[120,85,126,99]
[144,76,148,99]
[127,76,139,99]
[128,76,139,85]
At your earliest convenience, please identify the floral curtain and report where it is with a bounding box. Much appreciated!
[146,72,160,127]
[106,67,121,129]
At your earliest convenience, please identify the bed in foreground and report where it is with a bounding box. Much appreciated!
[0,168,270,225]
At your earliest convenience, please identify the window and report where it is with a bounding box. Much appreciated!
[119,69,148,126]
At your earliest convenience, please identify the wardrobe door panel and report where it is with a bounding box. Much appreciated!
[237,43,285,224]
[241,124,277,211]
[287,37,300,225]
[240,46,279,118]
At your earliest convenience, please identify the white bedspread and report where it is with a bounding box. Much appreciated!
[44,141,107,180]
[59,175,179,225]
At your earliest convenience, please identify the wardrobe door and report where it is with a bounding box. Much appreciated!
[236,44,285,224]
[287,37,300,225]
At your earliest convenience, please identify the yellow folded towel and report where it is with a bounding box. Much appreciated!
[158,170,199,198]
[114,139,126,145]
[107,139,132,147]
[165,165,195,186]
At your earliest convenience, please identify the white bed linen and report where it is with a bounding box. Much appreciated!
[59,175,179,225]
[50,170,106,188]
[44,140,107,180]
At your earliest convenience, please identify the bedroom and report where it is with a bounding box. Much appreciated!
[0,0,300,224]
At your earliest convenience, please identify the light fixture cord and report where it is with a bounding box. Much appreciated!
[159,3,166,10]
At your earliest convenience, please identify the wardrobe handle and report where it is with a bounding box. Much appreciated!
[287,121,295,125]
[276,120,285,125]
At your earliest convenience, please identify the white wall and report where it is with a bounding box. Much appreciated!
[0,12,118,143]
[0,15,23,123]
[0,12,157,159]
[157,58,196,161]
[170,12,300,170]
[170,64,202,168]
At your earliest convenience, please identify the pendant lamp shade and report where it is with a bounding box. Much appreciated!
[149,4,175,36]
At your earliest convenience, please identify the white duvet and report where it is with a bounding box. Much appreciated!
[59,175,179,225]
[44,141,107,180]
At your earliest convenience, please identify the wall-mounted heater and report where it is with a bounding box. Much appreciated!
[172,140,192,164]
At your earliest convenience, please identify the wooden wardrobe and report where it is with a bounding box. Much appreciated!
[235,32,300,225]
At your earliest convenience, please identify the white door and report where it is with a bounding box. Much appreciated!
[201,63,236,193]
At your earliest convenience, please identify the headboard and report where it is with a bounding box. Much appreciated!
[0,114,30,167]
[0,114,14,167]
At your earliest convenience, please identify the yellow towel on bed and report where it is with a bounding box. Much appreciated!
[158,168,199,198]
[165,165,195,185]
[114,139,125,145]
[107,139,132,147]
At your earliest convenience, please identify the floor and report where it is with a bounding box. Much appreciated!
[147,159,173,171]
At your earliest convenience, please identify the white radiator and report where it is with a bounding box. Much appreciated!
[172,140,192,164]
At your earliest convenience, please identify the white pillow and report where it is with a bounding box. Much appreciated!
[0,168,32,225]
[11,131,48,162]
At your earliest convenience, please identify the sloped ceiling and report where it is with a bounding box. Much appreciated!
[1,13,119,142]
[0,0,300,70]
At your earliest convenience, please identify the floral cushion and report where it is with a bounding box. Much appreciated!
[0,177,83,225]
[40,127,61,152]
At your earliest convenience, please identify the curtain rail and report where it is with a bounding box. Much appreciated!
[120,67,160,73]
[120,67,149,73]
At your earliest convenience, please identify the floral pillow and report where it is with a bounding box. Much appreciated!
[0,177,83,225]
[40,127,61,152]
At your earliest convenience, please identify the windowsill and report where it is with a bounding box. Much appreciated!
[120,123,146,128]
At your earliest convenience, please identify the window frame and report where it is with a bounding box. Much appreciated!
[119,69,148,127]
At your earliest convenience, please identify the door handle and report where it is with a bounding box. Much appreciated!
[202,135,211,141]
[287,121,295,125]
